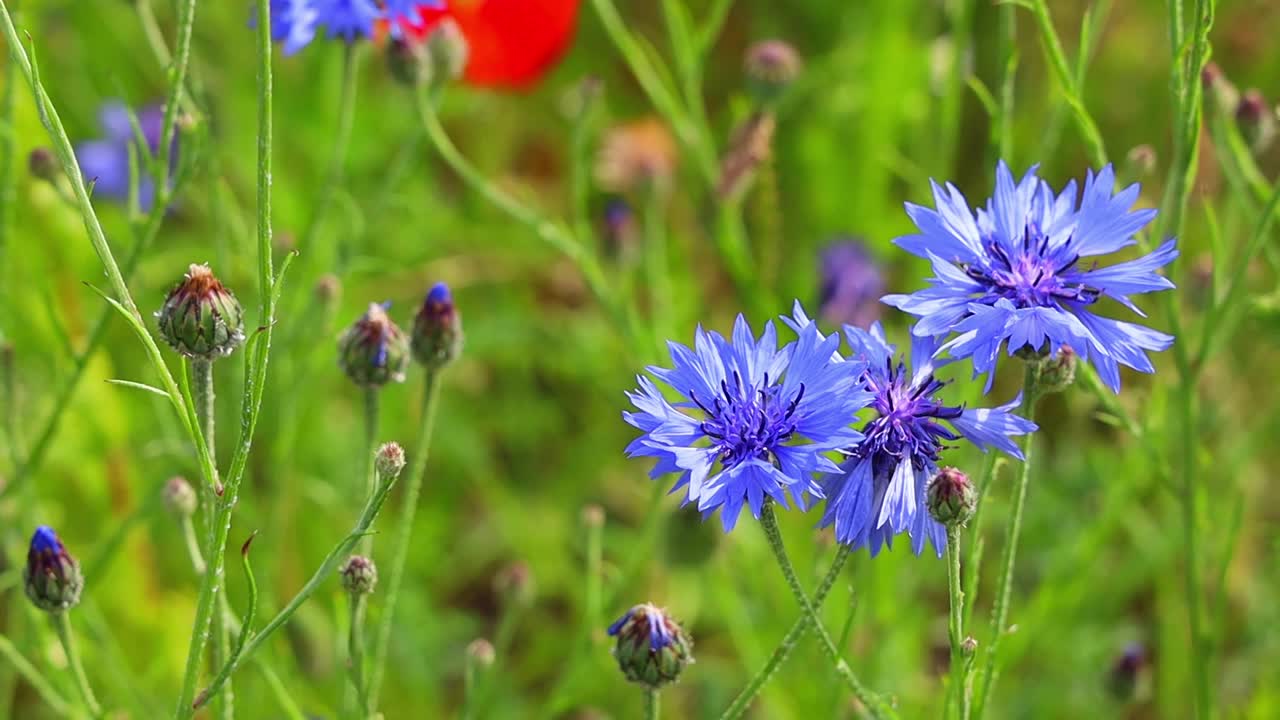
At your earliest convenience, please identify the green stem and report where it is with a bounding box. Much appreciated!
[52,612,102,718]
[758,503,893,719]
[962,452,997,631]
[368,370,443,710]
[0,633,73,718]
[644,687,660,720]
[719,545,851,720]
[946,524,966,720]
[190,357,232,720]
[175,0,277,713]
[359,388,380,556]
[993,1,1017,165]
[973,361,1041,719]
[413,90,642,351]
[297,43,360,254]
[347,594,369,718]
[0,0,15,322]
[193,456,402,711]
[642,185,674,346]
[180,515,206,576]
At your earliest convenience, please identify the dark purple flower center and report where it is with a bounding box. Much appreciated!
[691,372,804,469]
[857,358,962,469]
[963,224,1100,309]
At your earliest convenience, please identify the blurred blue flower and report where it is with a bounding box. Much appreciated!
[73,101,172,212]
[624,308,872,532]
[818,237,885,329]
[268,0,444,54]
[884,162,1178,392]
[800,313,1036,556]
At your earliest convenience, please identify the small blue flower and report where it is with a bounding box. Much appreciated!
[266,0,444,54]
[818,237,885,329]
[883,162,1178,392]
[624,308,872,532]
[807,315,1036,556]
[73,101,173,212]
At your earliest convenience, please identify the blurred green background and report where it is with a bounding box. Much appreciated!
[2,0,1280,718]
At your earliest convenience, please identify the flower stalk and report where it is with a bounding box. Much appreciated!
[52,612,101,718]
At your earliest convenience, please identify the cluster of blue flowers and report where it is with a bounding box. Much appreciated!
[269,0,443,55]
[625,162,1177,556]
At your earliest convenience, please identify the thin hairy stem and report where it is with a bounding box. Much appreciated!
[52,612,101,718]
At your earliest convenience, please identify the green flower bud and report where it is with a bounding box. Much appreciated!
[156,264,245,359]
[28,147,59,183]
[607,603,693,689]
[375,442,406,480]
[744,40,802,106]
[340,555,377,596]
[1038,346,1078,394]
[338,302,410,388]
[163,476,198,518]
[926,467,976,527]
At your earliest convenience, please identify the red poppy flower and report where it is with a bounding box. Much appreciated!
[404,0,580,89]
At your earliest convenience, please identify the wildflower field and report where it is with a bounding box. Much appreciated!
[1,0,1279,718]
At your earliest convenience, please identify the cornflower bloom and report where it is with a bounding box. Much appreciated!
[788,308,1035,556]
[884,162,1178,391]
[269,0,444,55]
[817,238,885,329]
[74,101,174,211]
[624,310,871,532]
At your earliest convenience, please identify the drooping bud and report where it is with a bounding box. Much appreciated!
[339,555,378,596]
[156,264,245,359]
[163,476,197,518]
[24,526,84,613]
[411,283,463,370]
[716,110,776,202]
[337,302,410,388]
[1236,89,1276,153]
[607,603,693,689]
[926,467,976,527]
[1107,643,1147,702]
[28,148,59,183]
[494,561,535,608]
[466,638,496,669]
[744,40,802,105]
[374,441,407,480]
[1038,346,1078,394]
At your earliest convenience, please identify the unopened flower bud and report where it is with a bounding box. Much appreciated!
[340,555,378,595]
[926,467,976,527]
[961,636,978,657]
[1107,643,1147,702]
[163,476,197,518]
[338,302,410,387]
[425,19,469,85]
[24,526,83,613]
[1038,346,1078,394]
[411,283,463,370]
[601,198,638,259]
[314,274,342,306]
[387,37,429,87]
[581,504,605,529]
[1236,89,1276,153]
[375,442,406,479]
[28,147,59,183]
[1202,61,1239,114]
[745,40,802,105]
[156,264,245,359]
[494,561,535,608]
[1123,145,1157,181]
[607,603,692,689]
[466,638,495,668]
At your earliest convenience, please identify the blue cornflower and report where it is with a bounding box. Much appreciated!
[808,316,1036,556]
[624,309,872,532]
[883,162,1178,392]
[267,0,443,54]
[74,101,174,212]
[818,237,885,329]
[24,526,84,612]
